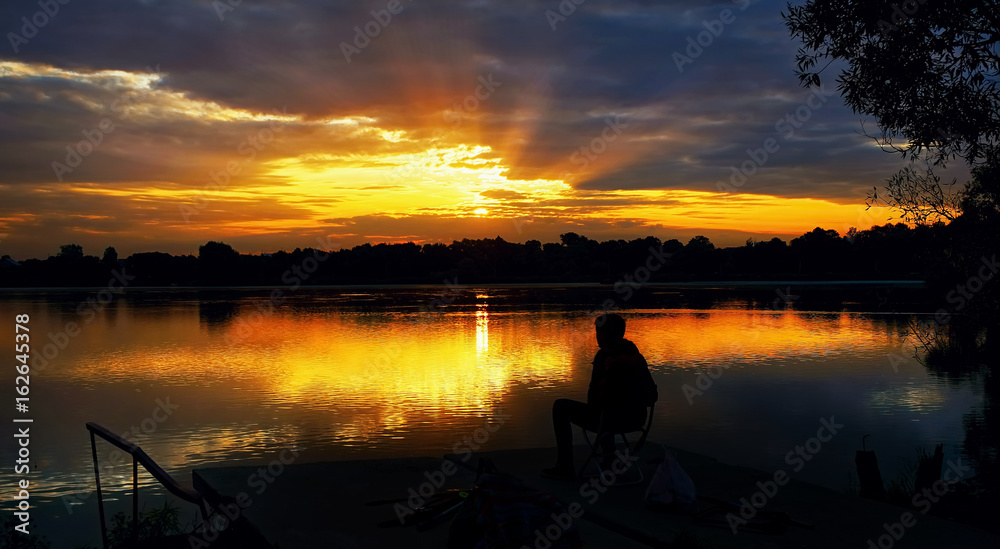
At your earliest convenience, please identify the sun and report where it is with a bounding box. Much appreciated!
[473,208,489,216]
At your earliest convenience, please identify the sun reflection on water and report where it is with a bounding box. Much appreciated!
[17,292,956,504]
[476,297,489,355]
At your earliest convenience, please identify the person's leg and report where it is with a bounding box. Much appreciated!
[549,399,598,473]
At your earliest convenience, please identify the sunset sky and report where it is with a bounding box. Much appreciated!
[0,0,920,259]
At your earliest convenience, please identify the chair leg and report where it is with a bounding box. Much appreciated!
[578,429,610,482]
[578,429,597,479]
[579,429,648,486]
[609,435,645,486]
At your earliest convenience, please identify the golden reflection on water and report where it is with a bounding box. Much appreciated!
[476,299,489,355]
[69,306,901,399]
[252,311,569,415]
[624,309,890,370]
[3,292,954,502]
[59,305,923,483]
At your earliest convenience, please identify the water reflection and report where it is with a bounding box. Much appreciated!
[624,310,892,369]
[63,305,943,445]
[0,287,981,505]
[869,384,949,414]
[476,294,489,355]
[198,299,239,329]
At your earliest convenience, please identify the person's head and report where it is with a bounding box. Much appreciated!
[595,313,626,348]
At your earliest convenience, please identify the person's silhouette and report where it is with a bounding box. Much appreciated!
[543,313,657,479]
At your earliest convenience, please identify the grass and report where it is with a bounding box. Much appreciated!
[70,500,183,549]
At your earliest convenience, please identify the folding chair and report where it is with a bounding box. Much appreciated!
[578,404,654,486]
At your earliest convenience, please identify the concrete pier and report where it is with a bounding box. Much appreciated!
[192,444,998,548]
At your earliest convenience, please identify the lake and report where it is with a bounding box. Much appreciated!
[0,283,989,545]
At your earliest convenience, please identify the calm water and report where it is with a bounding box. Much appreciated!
[0,284,988,540]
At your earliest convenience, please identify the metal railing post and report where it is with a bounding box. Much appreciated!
[132,458,139,542]
[90,430,108,549]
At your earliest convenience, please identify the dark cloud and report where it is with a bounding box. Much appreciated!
[2,0,894,195]
[0,0,924,257]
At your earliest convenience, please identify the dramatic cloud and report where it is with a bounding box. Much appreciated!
[0,0,910,258]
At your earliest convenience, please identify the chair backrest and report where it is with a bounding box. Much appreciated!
[86,422,208,548]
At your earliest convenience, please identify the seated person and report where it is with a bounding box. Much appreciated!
[543,313,658,479]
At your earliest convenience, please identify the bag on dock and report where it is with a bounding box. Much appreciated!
[644,447,697,513]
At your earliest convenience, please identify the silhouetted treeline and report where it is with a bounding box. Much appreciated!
[0,222,962,288]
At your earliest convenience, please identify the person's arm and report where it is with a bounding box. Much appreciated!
[637,353,658,405]
[587,350,606,406]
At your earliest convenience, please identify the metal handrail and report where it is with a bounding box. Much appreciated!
[86,421,209,548]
